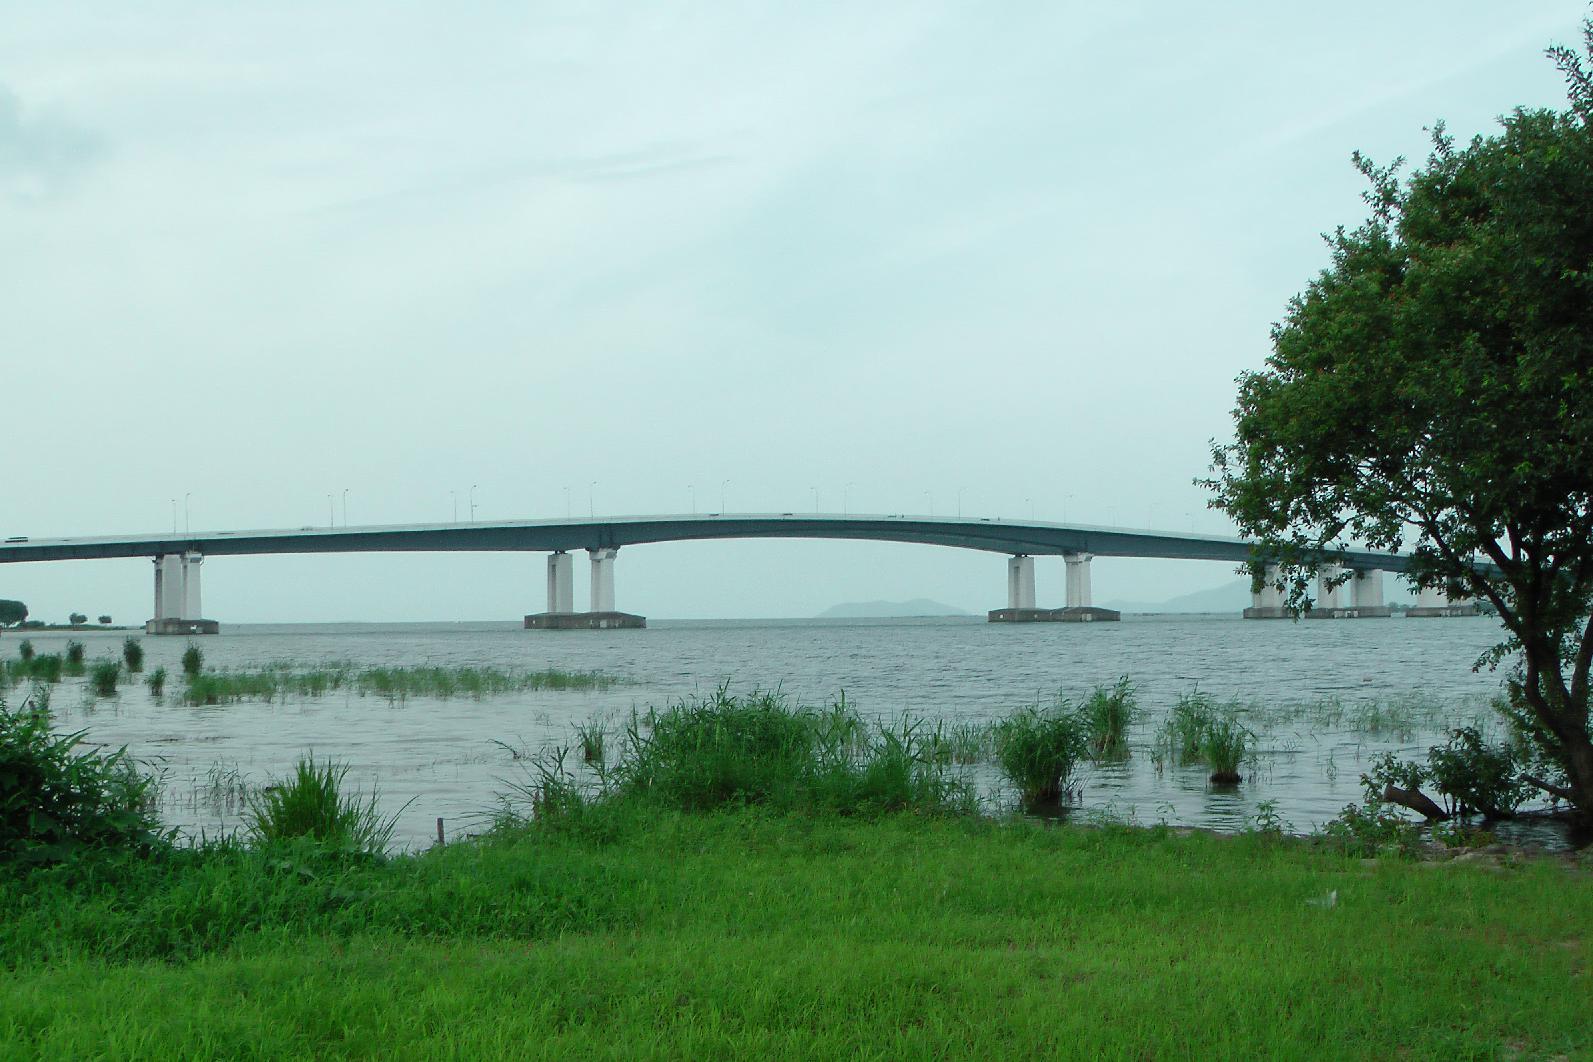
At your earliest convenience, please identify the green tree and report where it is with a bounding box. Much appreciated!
[0,600,25,627]
[1206,23,1593,820]
[68,613,87,627]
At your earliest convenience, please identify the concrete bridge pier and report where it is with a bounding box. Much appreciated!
[145,551,219,634]
[1244,563,1289,619]
[1307,564,1392,619]
[1407,583,1480,617]
[525,547,645,629]
[988,551,1119,623]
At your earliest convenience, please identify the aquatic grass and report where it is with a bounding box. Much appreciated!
[992,698,1088,807]
[1081,676,1136,760]
[27,654,63,685]
[173,663,620,705]
[1159,691,1218,765]
[17,639,34,663]
[63,642,86,676]
[925,721,991,766]
[1201,714,1252,785]
[146,668,167,697]
[575,720,605,764]
[244,755,398,857]
[121,639,144,673]
[180,645,203,678]
[88,661,120,698]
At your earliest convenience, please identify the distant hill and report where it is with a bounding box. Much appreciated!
[1100,579,1253,614]
[816,598,972,619]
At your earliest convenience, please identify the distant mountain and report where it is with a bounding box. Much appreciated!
[1100,579,1253,614]
[816,598,972,619]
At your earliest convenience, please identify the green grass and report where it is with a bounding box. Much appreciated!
[87,661,120,698]
[0,810,1587,1058]
[244,756,397,857]
[993,697,1088,807]
[179,663,621,704]
[121,638,144,674]
[1080,676,1136,759]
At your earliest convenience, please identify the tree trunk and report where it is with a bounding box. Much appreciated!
[1380,783,1449,821]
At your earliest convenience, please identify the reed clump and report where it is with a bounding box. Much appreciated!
[502,688,973,823]
[244,755,398,858]
[1158,691,1252,784]
[177,662,620,705]
[146,667,167,697]
[88,661,120,698]
[64,641,86,675]
[993,697,1088,808]
[121,638,144,673]
[180,645,203,678]
[1080,677,1136,759]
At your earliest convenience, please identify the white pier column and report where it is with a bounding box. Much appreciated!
[1251,563,1283,611]
[1415,585,1447,609]
[1351,568,1384,609]
[181,552,203,620]
[546,551,574,614]
[152,557,167,621]
[1064,552,1094,609]
[1007,555,1036,610]
[1316,563,1344,610]
[589,547,618,613]
[158,555,185,619]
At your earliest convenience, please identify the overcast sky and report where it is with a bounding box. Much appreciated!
[1,3,1586,622]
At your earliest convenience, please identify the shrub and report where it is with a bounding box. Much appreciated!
[89,661,120,698]
[17,639,34,662]
[1425,727,1527,819]
[1200,714,1251,785]
[0,696,167,862]
[993,698,1088,807]
[245,755,397,857]
[1081,677,1136,759]
[147,667,167,697]
[1319,800,1424,858]
[181,644,203,678]
[122,638,144,673]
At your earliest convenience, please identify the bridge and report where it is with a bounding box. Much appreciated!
[0,513,1477,633]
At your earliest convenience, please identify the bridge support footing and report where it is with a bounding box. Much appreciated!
[145,618,220,635]
[1306,606,1392,619]
[987,607,1120,623]
[525,611,646,630]
[1406,605,1479,618]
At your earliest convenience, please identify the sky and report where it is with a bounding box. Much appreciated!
[1,2,1587,623]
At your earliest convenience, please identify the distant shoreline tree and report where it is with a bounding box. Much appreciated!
[0,600,25,628]
[68,613,87,627]
[1206,21,1593,820]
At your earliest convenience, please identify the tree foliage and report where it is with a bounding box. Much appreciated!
[1206,23,1593,818]
[0,600,25,627]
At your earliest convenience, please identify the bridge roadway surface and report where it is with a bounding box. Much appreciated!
[0,514,1420,573]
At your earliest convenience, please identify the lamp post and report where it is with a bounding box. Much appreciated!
[688,483,696,514]
[450,491,457,523]
[184,493,191,534]
[329,494,336,527]
[720,479,729,513]
[589,481,596,518]
[563,486,571,518]
[956,487,966,518]
[170,498,177,534]
[342,489,350,528]
[470,484,478,522]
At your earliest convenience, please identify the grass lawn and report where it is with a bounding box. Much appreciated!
[1,811,1589,1059]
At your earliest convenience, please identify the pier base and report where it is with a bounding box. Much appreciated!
[525,611,646,630]
[145,618,220,635]
[1243,606,1292,620]
[1305,606,1393,619]
[987,607,1121,623]
[1405,605,1479,618]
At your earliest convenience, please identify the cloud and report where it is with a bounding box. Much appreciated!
[0,85,103,197]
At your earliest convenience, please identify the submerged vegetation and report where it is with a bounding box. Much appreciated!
[179,662,622,705]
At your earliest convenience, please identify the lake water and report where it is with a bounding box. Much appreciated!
[11,614,1575,850]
